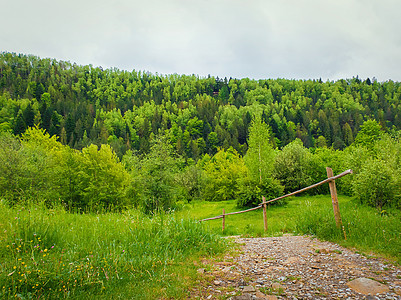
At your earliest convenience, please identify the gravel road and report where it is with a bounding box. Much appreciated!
[191,235,401,299]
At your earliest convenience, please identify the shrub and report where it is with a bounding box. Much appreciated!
[75,144,132,211]
[201,147,248,202]
[273,139,326,194]
[236,175,284,207]
[352,159,401,209]
[132,136,184,213]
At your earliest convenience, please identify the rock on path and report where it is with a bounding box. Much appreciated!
[190,235,401,299]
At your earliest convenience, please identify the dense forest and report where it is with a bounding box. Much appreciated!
[1,52,401,212]
[1,52,401,158]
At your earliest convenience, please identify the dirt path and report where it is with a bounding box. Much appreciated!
[191,235,401,299]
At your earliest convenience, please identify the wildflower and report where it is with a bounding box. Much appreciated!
[44,249,48,252]
[13,266,16,269]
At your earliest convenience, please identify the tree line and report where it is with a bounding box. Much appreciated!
[1,52,401,161]
[0,52,400,212]
[1,119,400,213]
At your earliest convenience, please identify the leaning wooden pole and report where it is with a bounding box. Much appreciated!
[262,196,268,232]
[326,167,343,228]
[222,209,225,232]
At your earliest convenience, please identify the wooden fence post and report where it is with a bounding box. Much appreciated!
[222,209,225,232]
[326,167,343,228]
[262,196,267,232]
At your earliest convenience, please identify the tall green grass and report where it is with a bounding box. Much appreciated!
[2,195,399,299]
[295,195,401,262]
[178,195,401,263]
[176,198,302,236]
[0,201,228,299]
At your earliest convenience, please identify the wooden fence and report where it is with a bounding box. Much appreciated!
[199,168,353,236]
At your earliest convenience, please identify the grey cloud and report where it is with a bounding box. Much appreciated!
[1,0,401,81]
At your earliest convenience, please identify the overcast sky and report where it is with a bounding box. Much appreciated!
[2,0,401,81]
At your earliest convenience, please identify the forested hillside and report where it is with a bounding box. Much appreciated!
[1,52,401,213]
[1,52,401,159]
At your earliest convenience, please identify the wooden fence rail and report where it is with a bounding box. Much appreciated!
[199,168,353,236]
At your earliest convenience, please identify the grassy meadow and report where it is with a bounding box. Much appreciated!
[177,195,401,262]
[1,195,400,299]
[0,201,228,299]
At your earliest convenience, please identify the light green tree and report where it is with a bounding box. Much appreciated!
[132,136,184,213]
[201,147,248,202]
[237,115,283,207]
[354,119,382,149]
[353,159,401,209]
[273,139,326,194]
[244,114,275,184]
[76,144,131,211]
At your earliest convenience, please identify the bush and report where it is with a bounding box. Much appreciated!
[236,175,284,207]
[352,159,401,209]
[174,164,204,202]
[273,139,327,194]
[0,128,65,206]
[75,144,132,211]
[126,136,184,213]
[201,147,248,202]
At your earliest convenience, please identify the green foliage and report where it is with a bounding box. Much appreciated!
[126,136,184,213]
[339,132,401,208]
[201,147,248,202]
[175,164,204,202]
[354,119,383,149]
[0,132,23,202]
[244,114,275,183]
[2,53,401,161]
[0,127,133,211]
[0,127,65,205]
[236,175,284,207]
[75,144,132,211]
[237,114,284,207]
[352,159,401,209]
[273,139,326,194]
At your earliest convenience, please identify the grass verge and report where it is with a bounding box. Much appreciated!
[0,201,228,299]
[295,195,401,262]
